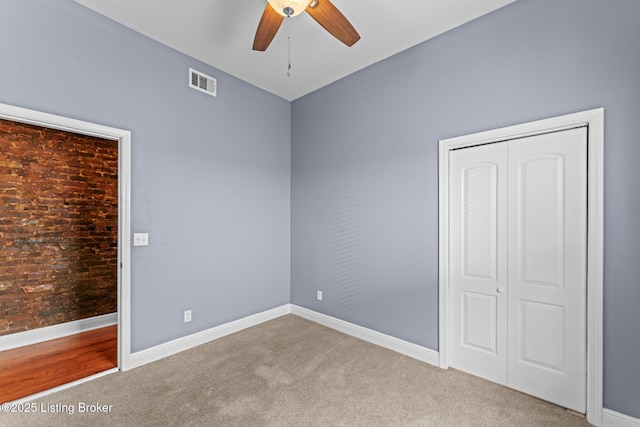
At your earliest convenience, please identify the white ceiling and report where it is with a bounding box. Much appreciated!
[73,0,515,101]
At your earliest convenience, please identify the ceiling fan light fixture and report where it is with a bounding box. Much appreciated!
[267,0,313,17]
[254,0,360,52]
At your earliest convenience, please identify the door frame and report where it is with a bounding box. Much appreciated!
[0,102,132,371]
[438,108,604,425]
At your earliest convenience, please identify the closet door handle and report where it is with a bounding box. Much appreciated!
[497,287,504,293]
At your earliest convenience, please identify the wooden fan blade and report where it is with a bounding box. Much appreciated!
[253,3,284,51]
[306,0,360,47]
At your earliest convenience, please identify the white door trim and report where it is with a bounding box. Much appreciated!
[0,102,132,372]
[438,108,604,426]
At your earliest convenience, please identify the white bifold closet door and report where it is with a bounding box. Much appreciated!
[449,127,587,413]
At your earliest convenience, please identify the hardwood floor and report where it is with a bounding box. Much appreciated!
[0,325,117,403]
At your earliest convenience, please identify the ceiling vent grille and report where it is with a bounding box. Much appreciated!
[189,68,217,97]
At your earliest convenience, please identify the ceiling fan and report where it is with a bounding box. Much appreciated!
[253,0,361,51]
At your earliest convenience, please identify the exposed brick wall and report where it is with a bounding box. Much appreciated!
[0,118,118,336]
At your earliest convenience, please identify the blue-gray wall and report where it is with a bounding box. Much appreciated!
[0,0,291,352]
[291,0,640,417]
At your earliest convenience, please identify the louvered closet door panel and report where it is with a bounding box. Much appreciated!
[449,142,508,385]
[506,127,587,413]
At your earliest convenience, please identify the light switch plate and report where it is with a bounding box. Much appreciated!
[133,233,149,246]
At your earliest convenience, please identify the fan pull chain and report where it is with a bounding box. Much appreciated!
[286,16,292,77]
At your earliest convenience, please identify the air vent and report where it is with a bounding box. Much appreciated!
[189,68,217,97]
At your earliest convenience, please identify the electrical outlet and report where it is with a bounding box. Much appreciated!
[184,310,192,323]
[316,290,323,301]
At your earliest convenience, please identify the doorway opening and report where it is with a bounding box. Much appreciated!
[0,102,131,399]
[438,108,604,425]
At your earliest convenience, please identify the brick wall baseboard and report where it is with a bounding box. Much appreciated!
[0,313,117,352]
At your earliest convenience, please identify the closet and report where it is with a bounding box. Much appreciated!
[448,127,587,413]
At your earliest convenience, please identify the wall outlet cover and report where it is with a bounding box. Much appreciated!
[133,233,149,246]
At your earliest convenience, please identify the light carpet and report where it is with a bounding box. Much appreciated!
[1,315,590,426]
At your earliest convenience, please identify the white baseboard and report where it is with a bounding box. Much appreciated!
[0,313,117,352]
[128,304,291,370]
[603,409,640,427]
[290,305,440,367]
[128,304,440,371]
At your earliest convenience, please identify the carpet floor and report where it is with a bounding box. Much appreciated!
[1,315,590,426]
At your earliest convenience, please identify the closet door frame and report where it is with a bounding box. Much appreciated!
[438,108,604,426]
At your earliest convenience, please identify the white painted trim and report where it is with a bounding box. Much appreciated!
[291,305,440,366]
[438,137,451,370]
[8,368,119,404]
[603,409,640,427]
[117,126,132,371]
[0,102,132,372]
[128,305,292,370]
[0,313,117,352]
[438,108,604,426]
[586,108,605,427]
